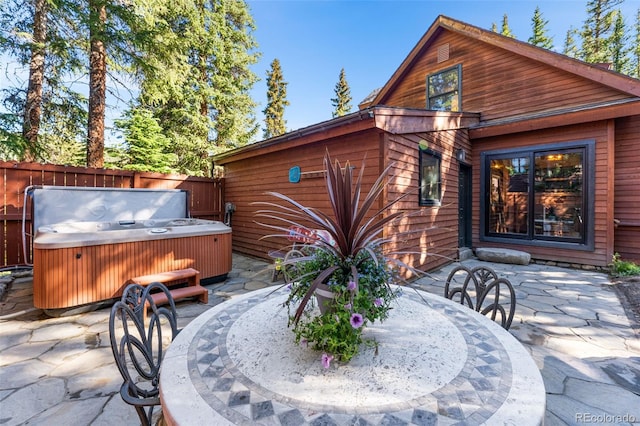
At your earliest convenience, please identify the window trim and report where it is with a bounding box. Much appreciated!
[426,64,462,111]
[419,147,442,207]
[479,140,595,250]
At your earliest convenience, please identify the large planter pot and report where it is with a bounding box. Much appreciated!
[315,283,336,315]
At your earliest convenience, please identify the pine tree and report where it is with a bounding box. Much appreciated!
[501,14,515,38]
[263,58,289,139]
[86,0,107,168]
[114,108,177,173]
[528,6,553,49]
[633,9,640,78]
[331,68,352,118]
[580,0,623,64]
[563,27,580,58]
[609,10,630,73]
[21,0,48,162]
[1,0,87,164]
[128,0,260,175]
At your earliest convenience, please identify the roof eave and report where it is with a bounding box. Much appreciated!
[469,98,640,139]
[212,106,479,164]
[212,109,377,164]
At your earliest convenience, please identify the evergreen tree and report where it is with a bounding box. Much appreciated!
[528,6,554,49]
[331,68,352,118]
[609,10,630,73]
[491,22,498,33]
[207,0,260,151]
[129,0,260,175]
[85,0,157,168]
[21,0,48,162]
[0,0,87,164]
[2,0,259,174]
[87,0,107,168]
[633,9,640,78]
[263,58,289,139]
[580,0,623,64]
[563,27,580,58]
[501,14,515,38]
[114,108,177,173]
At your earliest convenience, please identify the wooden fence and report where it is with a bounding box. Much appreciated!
[1,162,224,267]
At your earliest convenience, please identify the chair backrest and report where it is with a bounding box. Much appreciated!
[109,282,180,426]
[444,265,516,330]
[470,266,498,292]
[444,265,480,310]
[477,277,516,330]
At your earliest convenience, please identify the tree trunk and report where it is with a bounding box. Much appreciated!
[87,0,106,168]
[22,0,48,162]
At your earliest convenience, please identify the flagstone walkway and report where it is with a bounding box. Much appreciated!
[0,254,639,425]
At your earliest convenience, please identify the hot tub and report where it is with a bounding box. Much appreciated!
[28,186,233,311]
[33,218,232,310]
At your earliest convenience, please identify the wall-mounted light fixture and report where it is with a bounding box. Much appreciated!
[456,148,466,162]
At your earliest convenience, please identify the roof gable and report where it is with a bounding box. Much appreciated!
[367,15,640,110]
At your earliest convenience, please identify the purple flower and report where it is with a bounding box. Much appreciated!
[344,303,352,310]
[300,339,308,348]
[374,297,383,307]
[321,353,334,368]
[347,280,356,291]
[350,313,364,329]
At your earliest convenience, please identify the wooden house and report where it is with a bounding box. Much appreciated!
[212,15,640,271]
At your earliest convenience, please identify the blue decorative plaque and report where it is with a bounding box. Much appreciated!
[289,166,301,183]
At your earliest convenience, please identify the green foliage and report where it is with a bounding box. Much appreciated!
[501,14,515,38]
[331,68,352,118]
[580,0,623,64]
[263,58,289,139]
[563,26,581,58]
[0,98,28,161]
[114,108,177,173]
[0,80,86,165]
[610,253,640,277]
[38,86,87,166]
[288,247,400,363]
[1,0,259,174]
[634,9,640,78]
[528,6,553,49]
[0,127,28,162]
[609,10,631,73]
[130,0,260,174]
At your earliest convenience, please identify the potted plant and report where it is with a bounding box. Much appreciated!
[254,151,416,367]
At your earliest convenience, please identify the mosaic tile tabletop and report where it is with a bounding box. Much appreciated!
[160,286,545,425]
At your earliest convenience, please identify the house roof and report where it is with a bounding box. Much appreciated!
[367,15,640,108]
[470,98,640,138]
[212,106,478,163]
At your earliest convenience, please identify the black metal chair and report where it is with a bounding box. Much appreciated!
[444,265,516,330]
[109,282,180,426]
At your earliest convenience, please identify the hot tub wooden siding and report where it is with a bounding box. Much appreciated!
[33,233,232,309]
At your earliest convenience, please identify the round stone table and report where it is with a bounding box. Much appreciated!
[160,286,545,425]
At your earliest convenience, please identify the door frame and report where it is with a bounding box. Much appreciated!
[458,164,472,248]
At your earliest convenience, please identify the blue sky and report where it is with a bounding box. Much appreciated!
[247,0,640,135]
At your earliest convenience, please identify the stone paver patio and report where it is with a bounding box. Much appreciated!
[1,254,639,425]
